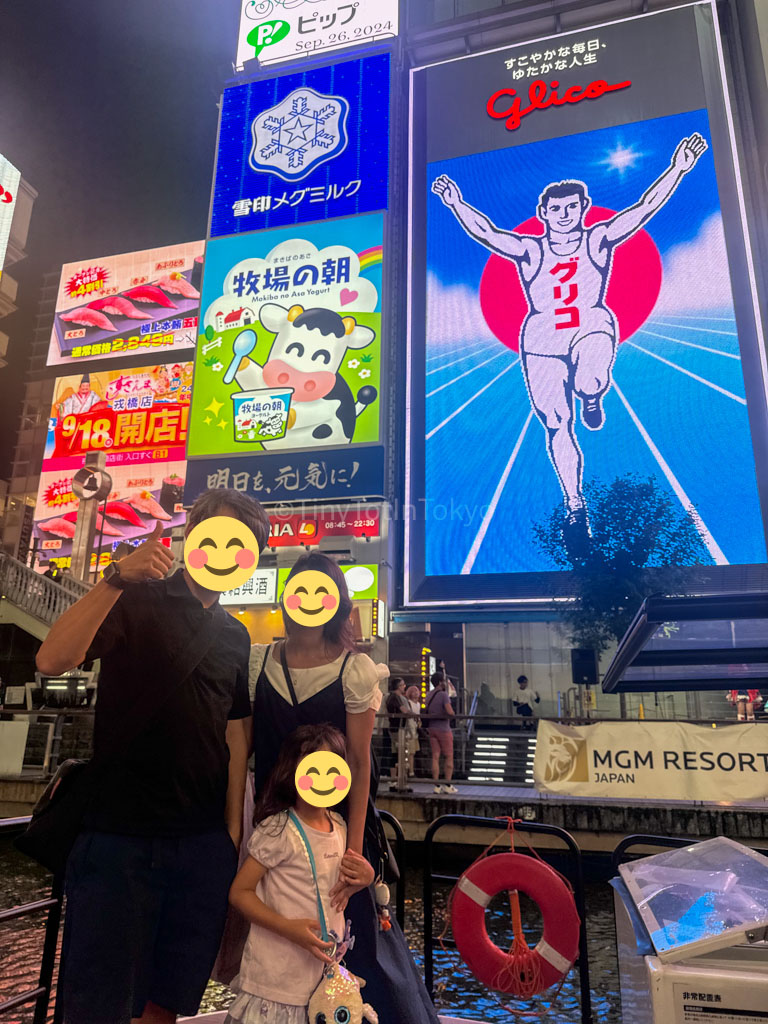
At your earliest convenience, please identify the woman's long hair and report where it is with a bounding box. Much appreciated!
[253,723,347,827]
[282,552,359,653]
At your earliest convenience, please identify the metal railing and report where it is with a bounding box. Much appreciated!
[0,816,62,1024]
[0,552,90,626]
[423,814,592,1024]
[0,810,409,1024]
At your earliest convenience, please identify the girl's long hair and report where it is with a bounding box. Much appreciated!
[282,552,359,653]
[253,723,347,827]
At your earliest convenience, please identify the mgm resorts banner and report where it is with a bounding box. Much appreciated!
[534,720,768,802]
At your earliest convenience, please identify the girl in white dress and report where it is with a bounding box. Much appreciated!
[226,723,373,1024]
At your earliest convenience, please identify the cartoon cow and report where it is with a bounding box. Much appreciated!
[233,302,377,449]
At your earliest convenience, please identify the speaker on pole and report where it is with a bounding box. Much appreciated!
[571,647,598,686]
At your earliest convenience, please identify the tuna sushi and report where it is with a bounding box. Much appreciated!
[159,473,185,515]
[128,490,171,521]
[39,518,76,539]
[123,285,177,309]
[87,296,150,320]
[95,513,123,537]
[156,273,199,299]
[103,500,144,526]
[60,307,115,331]
[60,509,124,536]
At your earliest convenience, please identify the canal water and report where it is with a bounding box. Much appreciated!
[0,839,621,1023]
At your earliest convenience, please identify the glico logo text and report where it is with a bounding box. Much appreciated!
[487,77,632,132]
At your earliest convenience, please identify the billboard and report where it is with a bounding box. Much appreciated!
[185,212,385,503]
[236,1,397,71]
[211,53,389,236]
[0,154,21,281]
[220,568,277,606]
[277,563,378,601]
[33,363,192,563]
[406,2,768,603]
[46,241,204,367]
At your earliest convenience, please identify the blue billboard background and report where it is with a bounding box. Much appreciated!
[211,52,390,237]
[421,108,766,577]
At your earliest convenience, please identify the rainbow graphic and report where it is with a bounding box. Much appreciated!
[358,245,383,272]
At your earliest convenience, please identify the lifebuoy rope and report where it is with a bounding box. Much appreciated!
[435,817,579,1018]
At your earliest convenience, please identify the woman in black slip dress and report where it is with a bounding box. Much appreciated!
[247,552,440,1024]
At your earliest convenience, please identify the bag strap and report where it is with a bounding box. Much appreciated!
[88,595,222,775]
[288,809,330,942]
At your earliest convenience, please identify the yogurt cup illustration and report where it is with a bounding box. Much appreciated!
[231,388,293,444]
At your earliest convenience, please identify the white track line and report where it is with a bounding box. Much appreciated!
[426,360,519,440]
[637,328,740,360]
[653,313,736,323]
[613,381,727,565]
[627,342,746,404]
[426,343,490,370]
[461,411,535,574]
[648,319,738,337]
[427,352,506,397]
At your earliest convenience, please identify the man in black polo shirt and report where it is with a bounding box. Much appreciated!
[36,487,270,1024]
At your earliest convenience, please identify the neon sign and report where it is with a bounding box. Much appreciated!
[487,78,632,131]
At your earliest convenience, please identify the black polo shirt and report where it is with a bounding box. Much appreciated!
[84,569,251,836]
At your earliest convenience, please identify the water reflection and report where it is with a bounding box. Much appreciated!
[0,841,620,1023]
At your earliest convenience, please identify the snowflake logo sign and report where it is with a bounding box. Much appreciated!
[249,87,350,183]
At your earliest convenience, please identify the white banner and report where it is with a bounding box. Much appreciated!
[220,568,277,606]
[236,0,398,70]
[0,154,21,280]
[534,719,768,802]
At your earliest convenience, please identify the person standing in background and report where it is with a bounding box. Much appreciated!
[385,677,410,789]
[405,684,422,779]
[512,675,541,729]
[425,673,456,794]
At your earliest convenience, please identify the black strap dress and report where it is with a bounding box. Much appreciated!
[251,644,440,1023]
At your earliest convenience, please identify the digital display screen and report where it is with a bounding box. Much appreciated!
[46,241,204,367]
[406,2,768,604]
[211,52,389,237]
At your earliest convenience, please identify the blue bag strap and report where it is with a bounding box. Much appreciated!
[288,809,330,942]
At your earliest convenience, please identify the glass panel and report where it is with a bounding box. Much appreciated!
[647,618,768,650]
[621,837,768,957]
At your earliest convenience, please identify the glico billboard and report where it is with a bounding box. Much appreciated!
[46,241,204,368]
[406,2,768,604]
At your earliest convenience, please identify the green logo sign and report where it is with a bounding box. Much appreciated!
[247,19,290,58]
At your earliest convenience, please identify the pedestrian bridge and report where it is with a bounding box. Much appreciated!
[0,552,89,640]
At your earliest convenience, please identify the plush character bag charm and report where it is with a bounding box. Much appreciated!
[374,877,391,932]
[288,812,379,1023]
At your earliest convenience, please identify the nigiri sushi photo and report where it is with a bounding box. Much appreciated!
[155,273,199,299]
[123,285,177,309]
[87,296,150,320]
[60,306,115,331]
[127,490,171,521]
[39,518,77,539]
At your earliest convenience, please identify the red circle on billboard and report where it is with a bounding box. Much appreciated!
[478,207,663,353]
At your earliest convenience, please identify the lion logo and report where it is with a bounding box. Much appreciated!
[543,734,589,783]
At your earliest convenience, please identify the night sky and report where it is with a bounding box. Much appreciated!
[0,0,240,478]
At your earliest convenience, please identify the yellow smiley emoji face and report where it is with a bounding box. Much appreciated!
[184,516,260,592]
[295,750,351,808]
[283,570,340,627]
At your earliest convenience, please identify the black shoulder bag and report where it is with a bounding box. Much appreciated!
[15,609,222,875]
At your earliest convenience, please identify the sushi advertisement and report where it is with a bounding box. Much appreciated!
[187,213,383,459]
[46,240,205,367]
[33,363,192,567]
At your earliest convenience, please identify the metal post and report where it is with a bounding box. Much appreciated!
[34,872,65,1024]
[93,494,107,583]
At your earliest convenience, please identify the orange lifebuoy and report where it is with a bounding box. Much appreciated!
[451,852,580,995]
